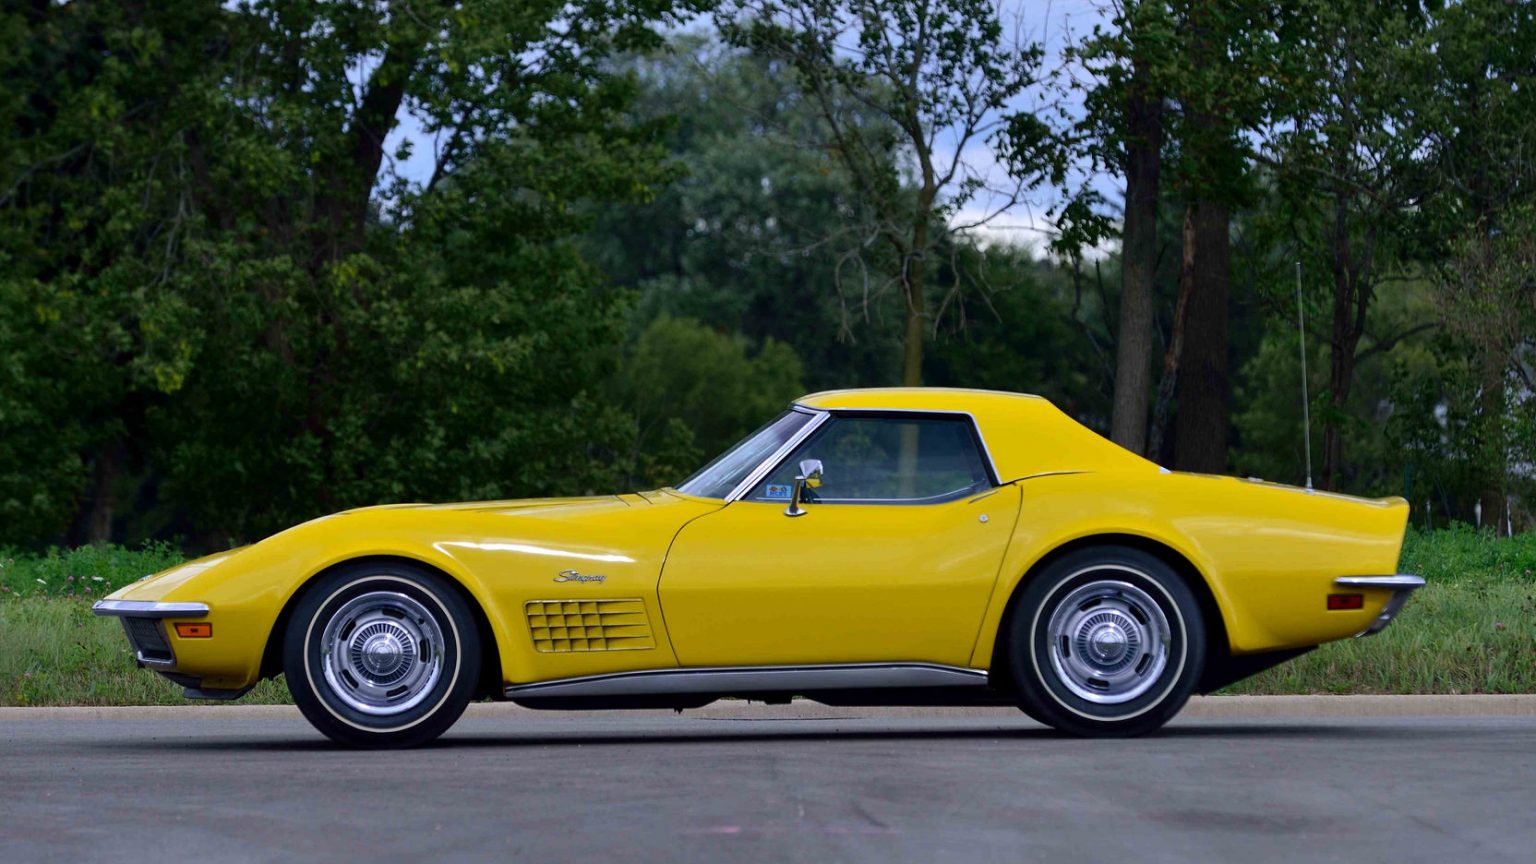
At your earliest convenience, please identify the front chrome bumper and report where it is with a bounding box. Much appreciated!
[92,600,210,669]
[90,599,245,699]
[91,600,210,618]
[1334,574,1425,637]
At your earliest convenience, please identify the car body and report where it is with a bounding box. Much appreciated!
[96,388,1422,745]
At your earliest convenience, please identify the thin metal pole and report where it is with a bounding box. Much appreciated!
[1297,262,1314,490]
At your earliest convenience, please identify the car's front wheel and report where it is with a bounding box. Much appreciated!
[1004,546,1205,737]
[283,561,480,748]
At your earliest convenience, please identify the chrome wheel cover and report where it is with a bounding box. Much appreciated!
[319,591,445,716]
[1046,579,1172,705]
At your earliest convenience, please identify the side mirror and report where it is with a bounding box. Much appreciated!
[785,459,825,517]
[800,459,823,488]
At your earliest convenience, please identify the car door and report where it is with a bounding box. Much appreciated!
[658,412,1021,668]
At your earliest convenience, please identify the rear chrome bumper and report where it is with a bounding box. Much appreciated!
[1334,575,1425,637]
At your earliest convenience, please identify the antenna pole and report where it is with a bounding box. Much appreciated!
[1297,261,1314,490]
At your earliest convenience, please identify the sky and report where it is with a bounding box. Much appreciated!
[379,0,1118,256]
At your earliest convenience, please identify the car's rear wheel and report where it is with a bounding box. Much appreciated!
[1005,546,1204,737]
[283,561,479,748]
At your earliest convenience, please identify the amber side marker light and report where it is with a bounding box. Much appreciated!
[1327,594,1364,611]
[174,622,213,638]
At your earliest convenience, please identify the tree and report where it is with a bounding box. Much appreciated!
[0,0,696,546]
[1419,0,1536,525]
[717,0,1062,386]
[1165,0,1268,474]
[611,315,805,486]
[925,243,1113,422]
[1265,0,1436,490]
[585,37,905,389]
[1064,0,1178,454]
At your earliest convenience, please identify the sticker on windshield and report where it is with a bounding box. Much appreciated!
[763,483,792,500]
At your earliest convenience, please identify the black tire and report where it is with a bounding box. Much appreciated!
[283,561,480,748]
[1004,546,1205,737]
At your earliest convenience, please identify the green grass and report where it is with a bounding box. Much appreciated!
[1,528,1533,705]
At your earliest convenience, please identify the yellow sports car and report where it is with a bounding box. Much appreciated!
[95,388,1422,746]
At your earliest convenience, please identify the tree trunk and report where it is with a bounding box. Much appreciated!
[1320,349,1354,491]
[86,444,121,546]
[1148,205,1196,462]
[1327,269,1363,488]
[895,210,930,498]
[313,40,419,265]
[1321,195,1371,490]
[901,263,925,387]
[900,188,932,387]
[1172,199,1230,473]
[1110,66,1163,454]
[1477,348,1506,529]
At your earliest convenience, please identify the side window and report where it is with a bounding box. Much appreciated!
[748,415,991,504]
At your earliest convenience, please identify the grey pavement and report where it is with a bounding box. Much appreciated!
[2,709,1533,863]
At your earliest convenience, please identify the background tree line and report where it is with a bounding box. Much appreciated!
[2,0,1533,551]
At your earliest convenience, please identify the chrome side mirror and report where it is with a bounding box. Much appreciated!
[785,459,824,517]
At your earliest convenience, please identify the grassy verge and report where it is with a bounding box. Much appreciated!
[1,528,1532,706]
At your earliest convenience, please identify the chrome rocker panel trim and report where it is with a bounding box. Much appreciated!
[1334,574,1425,637]
[91,600,211,618]
[505,662,990,700]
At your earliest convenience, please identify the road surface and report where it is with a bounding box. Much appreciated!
[2,709,1532,863]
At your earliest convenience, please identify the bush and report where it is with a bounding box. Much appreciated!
[0,543,185,600]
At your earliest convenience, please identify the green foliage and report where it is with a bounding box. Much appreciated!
[0,0,695,547]
[586,38,904,388]
[0,543,184,600]
[612,316,805,487]
[1401,523,1536,582]
[3,2,1536,550]
[925,246,1112,426]
[717,0,1062,385]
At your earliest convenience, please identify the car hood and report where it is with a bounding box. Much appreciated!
[107,490,722,604]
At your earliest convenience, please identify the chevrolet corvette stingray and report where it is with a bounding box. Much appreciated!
[95,388,1422,746]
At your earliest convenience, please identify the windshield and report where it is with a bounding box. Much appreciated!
[674,409,816,499]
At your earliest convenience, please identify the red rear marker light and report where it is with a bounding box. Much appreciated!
[174,622,213,638]
[1327,594,1364,611]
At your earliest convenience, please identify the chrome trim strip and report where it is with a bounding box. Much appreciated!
[92,600,210,618]
[505,662,990,700]
[792,405,1003,487]
[723,407,831,503]
[1334,574,1425,637]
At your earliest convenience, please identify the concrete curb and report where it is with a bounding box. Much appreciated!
[2,694,1534,722]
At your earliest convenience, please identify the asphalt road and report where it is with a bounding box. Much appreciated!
[3,710,1533,863]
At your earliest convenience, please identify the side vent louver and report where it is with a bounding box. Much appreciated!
[525,599,655,653]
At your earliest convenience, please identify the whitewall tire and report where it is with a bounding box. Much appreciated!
[283,561,480,748]
[1005,546,1205,737]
